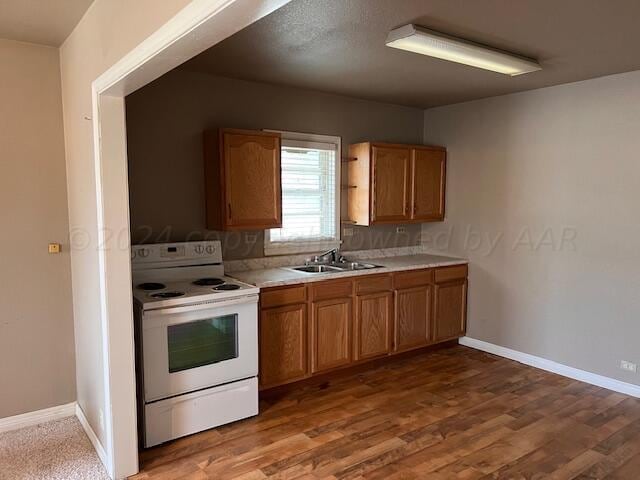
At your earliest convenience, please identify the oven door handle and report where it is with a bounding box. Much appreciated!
[144,294,258,317]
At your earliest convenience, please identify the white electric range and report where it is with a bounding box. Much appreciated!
[132,241,259,447]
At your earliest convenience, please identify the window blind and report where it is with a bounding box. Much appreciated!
[269,140,337,244]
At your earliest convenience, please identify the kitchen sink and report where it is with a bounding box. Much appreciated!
[330,261,381,271]
[290,265,344,273]
[288,261,381,274]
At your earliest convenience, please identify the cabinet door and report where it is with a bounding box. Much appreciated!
[355,292,392,361]
[412,148,446,221]
[434,280,467,341]
[371,146,411,223]
[394,286,431,352]
[259,304,307,388]
[222,130,282,229]
[311,298,352,373]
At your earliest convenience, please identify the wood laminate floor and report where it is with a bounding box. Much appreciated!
[132,345,640,479]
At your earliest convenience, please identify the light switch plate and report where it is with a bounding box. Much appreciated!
[343,228,354,237]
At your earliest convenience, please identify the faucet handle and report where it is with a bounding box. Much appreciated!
[306,255,320,265]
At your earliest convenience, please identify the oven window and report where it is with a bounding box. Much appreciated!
[167,314,238,373]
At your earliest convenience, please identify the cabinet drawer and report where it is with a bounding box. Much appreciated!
[393,269,434,289]
[310,279,353,301]
[355,274,392,294]
[435,264,468,284]
[261,284,307,308]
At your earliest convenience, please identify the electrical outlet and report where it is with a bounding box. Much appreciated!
[245,233,257,243]
[343,228,354,237]
[396,226,406,234]
[620,360,637,373]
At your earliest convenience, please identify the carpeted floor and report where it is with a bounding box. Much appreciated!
[0,416,110,480]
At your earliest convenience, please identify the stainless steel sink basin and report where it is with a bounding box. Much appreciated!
[288,261,381,274]
[290,265,343,273]
[331,261,381,271]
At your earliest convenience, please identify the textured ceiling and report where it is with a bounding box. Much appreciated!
[182,0,640,108]
[0,0,93,46]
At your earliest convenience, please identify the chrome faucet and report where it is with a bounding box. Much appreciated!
[307,248,343,265]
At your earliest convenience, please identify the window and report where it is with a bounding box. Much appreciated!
[264,131,341,256]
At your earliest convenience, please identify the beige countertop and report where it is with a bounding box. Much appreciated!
[227,253,468,288]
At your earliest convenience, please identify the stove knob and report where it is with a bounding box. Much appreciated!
[131,249,137,259]
[205,244,215,254]
[194,245,204,254]
[139,248,149,258]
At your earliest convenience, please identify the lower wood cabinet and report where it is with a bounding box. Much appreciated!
[394,286,431,352]
[259,303,308,389]
[355,291,393,360]
[258,265,467,390]
[434,279,467,342]
[311,297,352,373]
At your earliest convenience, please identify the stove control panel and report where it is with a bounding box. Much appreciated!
[160,244,185,258]
[131,241,222,269]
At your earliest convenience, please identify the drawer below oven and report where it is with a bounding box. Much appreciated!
[144,377,258,447]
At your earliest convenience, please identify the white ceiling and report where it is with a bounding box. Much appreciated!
[0,0,94,46]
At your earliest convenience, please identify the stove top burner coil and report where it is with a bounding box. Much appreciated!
[193,278,225,286]
[137,282,166,291]
[151,291,186,299]
[214,284,240,291]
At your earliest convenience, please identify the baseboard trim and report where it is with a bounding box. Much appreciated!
[75,403,108,469]
[0,401,76,434]
[459,337,640,398]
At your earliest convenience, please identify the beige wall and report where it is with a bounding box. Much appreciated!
[423,70,640,385]
[0,39,75,417]
[59,0,191,447]
[125,70,425,258]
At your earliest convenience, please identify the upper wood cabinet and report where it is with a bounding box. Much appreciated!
[412,147,446,221]
[347,142,446,226]
[371,145,412,223]
[204,128,282,231]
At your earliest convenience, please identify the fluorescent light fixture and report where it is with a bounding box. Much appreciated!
[386,24,541,76]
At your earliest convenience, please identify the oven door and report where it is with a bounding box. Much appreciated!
[141,295,258,403]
